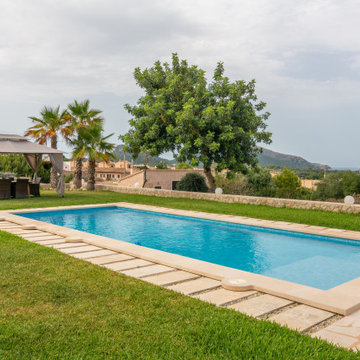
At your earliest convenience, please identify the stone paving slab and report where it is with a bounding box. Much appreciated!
[25,235,65,242]
[21,235,55,241]
[311,329,359,349]
[103,259,153,271]
[72,249,117,259]
[51,242,87,249]
[34,235,64,241]
[36,239,67,245]
[167,277,221,295]
[87,253,134,265]
[311,310,360,350]
[194,288,257,306]
[0,224,21,229]
[60,245,101,254]
[270,304,334,332]
[228,294,293,317]
[121,264,175,278]
[143,270,199,286]
[20,232,50,238]
[8,230,45,235]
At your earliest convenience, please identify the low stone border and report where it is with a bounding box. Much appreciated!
[95,184,360,214]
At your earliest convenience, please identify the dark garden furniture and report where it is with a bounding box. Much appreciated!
[11,178,30,199]
[0,179,12,199]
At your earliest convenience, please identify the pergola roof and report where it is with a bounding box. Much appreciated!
[0,134,65,196]
[0,134,63,155]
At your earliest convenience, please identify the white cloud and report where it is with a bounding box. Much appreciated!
[0,0,359,167]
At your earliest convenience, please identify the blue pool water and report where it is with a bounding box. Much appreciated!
[18,206,360,290]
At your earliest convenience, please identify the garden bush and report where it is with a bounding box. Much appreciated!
[176,173,208,192]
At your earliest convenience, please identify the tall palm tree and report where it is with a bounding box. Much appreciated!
[68,100,103,189]
[72,123,115,191]
[25,106,71,188]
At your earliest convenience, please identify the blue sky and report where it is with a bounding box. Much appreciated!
[0,0,359,168]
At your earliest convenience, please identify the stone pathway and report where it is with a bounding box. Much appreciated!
[1,219,359,352]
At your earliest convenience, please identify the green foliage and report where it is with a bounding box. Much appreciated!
[121,53,272,189]
[72,123,115,162]
[37,161,51,183]
[246,167,274,196]
[0,155,31,177]
[176,173,209,192]
[215,168,274,196]
[315,171,360,200]
[64,173,74,183]
[0,155,50,183]
[26,105,71,146]
[176,162,193,169]
[274,168,301,198]
[156,161,168,169]
[68,99,105,159]
[215,173,249,195]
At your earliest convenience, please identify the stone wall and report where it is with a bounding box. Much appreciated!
[94,184,360,214]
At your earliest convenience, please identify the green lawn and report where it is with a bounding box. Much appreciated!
[1,231,359,359]
[0,190,359,231]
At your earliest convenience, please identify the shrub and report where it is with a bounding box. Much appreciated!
[65,173,74,183]
[156,162,168,169]
[176,173,208,192]
[245,167,275,196]
[274,168,301,198]
[176,162,193,169]
[215,173,249,195]
[314,171,360,200]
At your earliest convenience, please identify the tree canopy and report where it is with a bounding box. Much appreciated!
[121,54,272,191]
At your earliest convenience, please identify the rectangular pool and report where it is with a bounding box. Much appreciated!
[18,206,360,290]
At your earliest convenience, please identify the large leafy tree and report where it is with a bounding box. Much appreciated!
[25,106,70,188]
[68,100,103,189]
[121,54,272,192]
[71,123,115,191]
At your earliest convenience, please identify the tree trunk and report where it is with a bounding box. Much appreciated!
[86,159,96,191]
[50,135,58,189]
[73,158,83,189]
[204,167,215,193]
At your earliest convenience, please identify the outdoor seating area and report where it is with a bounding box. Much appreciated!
[0,134,64,200]
[0,177,41,200]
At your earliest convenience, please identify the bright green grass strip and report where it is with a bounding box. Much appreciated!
[0,190,359,231]
[0,231,358,360]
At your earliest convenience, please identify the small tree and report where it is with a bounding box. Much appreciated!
[176,162,193,169]
[176,173,209,193]
[68,100,104,189]
[245,167,274,196]
[121,54,271,192]
[71,123,115,191]
[156,161,168,169]
[274,168,301,198]
[26,106,71,188]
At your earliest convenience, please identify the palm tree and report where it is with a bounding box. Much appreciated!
[25,106,71,188]
[68,100,103,189]
[72,123,115,191]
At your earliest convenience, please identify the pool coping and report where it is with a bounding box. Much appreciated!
[2,202,360,316]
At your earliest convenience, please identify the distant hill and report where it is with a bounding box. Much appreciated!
[114,145,330,170]
[258,148,331,170]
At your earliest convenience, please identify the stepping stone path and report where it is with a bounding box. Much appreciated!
[1,219,360,352]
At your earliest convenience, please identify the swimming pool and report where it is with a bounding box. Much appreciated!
[19,206,360,290]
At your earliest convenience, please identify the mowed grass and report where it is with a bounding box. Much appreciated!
[1,232,359,359]
[0,190,359,231]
